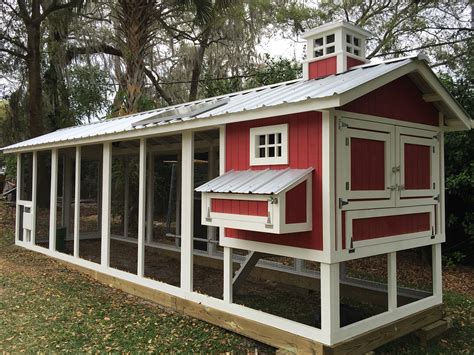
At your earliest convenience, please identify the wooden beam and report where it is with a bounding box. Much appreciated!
[422,93,442,102]
[233,251,268,292]
[146,152,155,243]
[388,252,397,311]
[74,147,81,258]
[31,151,38,245]
[63,155,73,236]
[100,142,112,267]
[49,149,58,251]
[15,154,21,243]
[137,138,147,277]
[123,159,129,238]
[320,263,340,344]
[180,130,194,291]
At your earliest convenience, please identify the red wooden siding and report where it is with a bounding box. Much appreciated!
[352,213,431,242]
[225,111,323,250]
[211,199,268,217]
[340,76,439,126]
[350,138,385,190]
[347,57,365,69]
[404,143,431,189]
[308,56,337,79]
[285,182,307,224]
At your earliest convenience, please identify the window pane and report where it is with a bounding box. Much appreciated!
[268,147,275,157]
[277,133,282,144]
[314,49,323,57]
[277,146,282,157]
[259,147,266,157]
[259,135,266,145]
[346,46,352,53]
[354,49,360,56]
[326,34,335,44]
[269,134,275,144]
[346,34,352,44]
[314,37,323,47]
[354,37,360,47]
[326,46,335,54]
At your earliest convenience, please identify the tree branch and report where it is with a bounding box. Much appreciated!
[371,39,468,57]
[144,67,174,105]
[0,47,27,59]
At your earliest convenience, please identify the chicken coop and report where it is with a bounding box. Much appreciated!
[3,21,473,353]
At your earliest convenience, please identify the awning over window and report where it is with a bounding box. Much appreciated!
[195,168,314,195]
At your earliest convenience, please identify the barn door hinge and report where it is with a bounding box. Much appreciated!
[268,196,278,204]
[345,137,350,146]
[433,133,439,140]
[433,146,436,153]
[392,166,400,173]
[338,120,349,130]
[431,227,435,239]
[349,238,355,253]
[345,181,350,190]
[434,195,440,202]
[339,198,349,209]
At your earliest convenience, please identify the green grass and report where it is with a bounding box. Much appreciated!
[0,223,271,353]
[0,202,473,353]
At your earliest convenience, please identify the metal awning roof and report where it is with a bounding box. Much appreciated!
[2,54,471,153]
[195,168,314,195]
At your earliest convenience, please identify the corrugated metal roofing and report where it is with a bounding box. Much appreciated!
[2,57,417,152]
[195,168,314,195]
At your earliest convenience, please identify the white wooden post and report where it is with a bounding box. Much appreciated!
[387,252,397,311]
[31,151,38,245]
[223,247,233,302]
[101,142,112,267]
[49,149,58,251]
[207,144,217,256]
[180,130,194,291]
[15,153,21,243]
[175,156,181,247]
[137,138,147,277]
[63,155,73,236]
[74,147,81,258]
[146,152,155,243]
[320,262,340,343]
[432,243,442,302]
[123,159,129,238]
[219,125,234,303]
[97,160,102,233]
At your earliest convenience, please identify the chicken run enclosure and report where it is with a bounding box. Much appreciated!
[3,21,473,353]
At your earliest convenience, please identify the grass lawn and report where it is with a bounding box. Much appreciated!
[0,200,473,353]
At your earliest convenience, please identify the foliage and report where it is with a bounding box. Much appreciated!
[246,54,302,88]
[68,65,111,123]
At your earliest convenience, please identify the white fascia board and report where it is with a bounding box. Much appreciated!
[415,62,472,130]
[2,95,341,154]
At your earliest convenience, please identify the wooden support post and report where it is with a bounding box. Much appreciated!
[31,151,38,245]
[223,247,233,303]
[101,142,112,268]
[432,243,442,302]
[320,262,340,344]
[15,153,21,243]
[137,138,147,277]
[49,149,58,251]
[123,159,129,238]
[175,155,181,247]
[207,144,217,256]
[388,252,397,311]
[146,151,155,243]
[180,130,194,291]
[233,251,268,292]
[63,155,73,236]
[74,147,81,258]
[97,160,102,233]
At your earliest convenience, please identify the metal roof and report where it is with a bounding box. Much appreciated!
[195,168,314,195]
[2,57,417,152]
[4,54,470,153]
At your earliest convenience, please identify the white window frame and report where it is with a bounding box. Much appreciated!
[249,124,289,166]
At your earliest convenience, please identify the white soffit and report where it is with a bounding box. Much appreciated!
[2,54,470,153]
[195,168,314,195]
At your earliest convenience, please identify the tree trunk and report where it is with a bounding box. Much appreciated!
[188,43,208,102]
[26,22,44,138]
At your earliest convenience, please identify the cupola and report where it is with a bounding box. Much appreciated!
[302,21,372,80]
